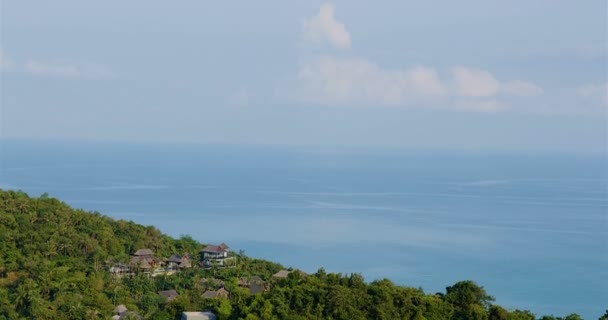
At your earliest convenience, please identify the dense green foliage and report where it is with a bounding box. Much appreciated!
[0,190,597,319]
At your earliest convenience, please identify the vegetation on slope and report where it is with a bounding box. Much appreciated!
[0,190,598,320]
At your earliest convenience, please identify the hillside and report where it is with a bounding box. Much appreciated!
[0,190,598,320]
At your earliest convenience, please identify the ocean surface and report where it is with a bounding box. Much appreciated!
[0,141,606,318]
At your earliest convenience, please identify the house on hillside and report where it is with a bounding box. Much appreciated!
[181,311,217,320]
[133,248,154,258]
[272,269,307,279]
[158,289,179,302]
[272,270,290,279]
[201,287,229,299]
[131,248,163,274]
[109,263,131,276]
[200,243,235,268]
[166,255,183,271]
[238,276,267,294]
[112,305,143,320]
[166,253,193,272]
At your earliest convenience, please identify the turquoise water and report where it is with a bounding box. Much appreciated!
[1,141,606,318]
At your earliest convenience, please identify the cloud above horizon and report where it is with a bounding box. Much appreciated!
[24,60,115,80]
[286,3,545,112]
[302,3,351,49]
[0,49,115,80]
[452,66,543,98]
[292,56,445,106]
[285,56,542,111]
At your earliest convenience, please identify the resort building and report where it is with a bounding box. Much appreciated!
[200,243,235,268]
[181,311,217,320]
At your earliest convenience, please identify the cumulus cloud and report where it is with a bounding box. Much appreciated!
[24,60,115,80]
[284,56,542,112]
[452,66,543,97]
[577,82,608,106]
[288,5,544,112]
[302,3,351,49]
[451,66,501,97]
[294,56,445,106]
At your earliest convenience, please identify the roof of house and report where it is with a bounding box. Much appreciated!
[167,255,182,263]
[114,304,127,314]
[201,287,229,299]
[181,311,217,320]
[250,282,265,295]
[130,256,152,269]
[216,287,229,296]
[134,249,153,256]
[201,243,230,253]
[159,289,179,300]
[272,270,291,278]
[272,269,307,279]
[179,257,192,268]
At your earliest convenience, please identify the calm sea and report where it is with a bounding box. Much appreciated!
[1,141,606,318]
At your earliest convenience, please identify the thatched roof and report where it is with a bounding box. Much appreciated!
[179,256,192,268]
[272,269,307,279]
[250,282,265,295]
[182,311,217,320]
[166,255,182,263]
[201,243,230,253]
[158,289,179,301]
[202,287,229,299]
[114,304,127,314]
[134,249,153,256]
[272,270,290,278]
[130,256,151,269]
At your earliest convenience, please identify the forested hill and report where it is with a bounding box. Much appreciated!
[0,190,601,320]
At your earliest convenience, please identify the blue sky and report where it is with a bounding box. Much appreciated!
[0,1,606,152]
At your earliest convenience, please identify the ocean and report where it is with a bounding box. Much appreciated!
[0,140,606,318]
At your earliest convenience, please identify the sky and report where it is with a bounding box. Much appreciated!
[0,1,606,153]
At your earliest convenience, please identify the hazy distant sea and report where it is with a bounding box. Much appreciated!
[1,141,606,318]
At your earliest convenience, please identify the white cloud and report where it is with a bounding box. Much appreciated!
[24,60,115,80]
[291,5,545,112]
[303,3,351,49]
[285,57,542,112]
[577,82,608,106]
[294,56,445,106]
[452,66,501,97]
[451,66,543,98]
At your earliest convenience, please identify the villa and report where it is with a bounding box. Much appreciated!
[200,243,235,268]
[238,276,267,294]
[181,311,217,320]
[201,287,229,299]
[159,289,179,302]
[272,269,307,279]
[130,248,164,274]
